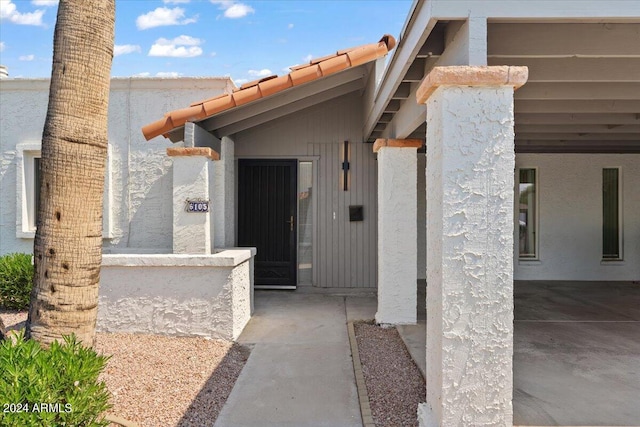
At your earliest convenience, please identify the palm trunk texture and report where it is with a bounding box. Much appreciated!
[26,0,115,347]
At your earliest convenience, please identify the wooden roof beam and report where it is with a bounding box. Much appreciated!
[515,113,640,125]
[488,23,640,57]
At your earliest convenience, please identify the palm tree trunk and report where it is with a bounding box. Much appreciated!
[26,0,115,347]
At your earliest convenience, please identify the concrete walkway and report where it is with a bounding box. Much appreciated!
[214,291,376,427]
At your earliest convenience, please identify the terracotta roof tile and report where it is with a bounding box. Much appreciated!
[259,74,293,97]
[141,116,173,139]
[318,54,351,75]
[288,63,308,72]
[202,94,236,116]
[190,92,226,107]
[289,63,323,86]
[170,105,207,124]
[232,84,261,106]
[239,75,277,90]
[310,52,340,65]
[347,44,385,67]
[142,34,396,141]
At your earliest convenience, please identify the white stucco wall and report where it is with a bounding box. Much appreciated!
[171,155,212,254]
[422,85,515,426]
[515,153,640,281]
[376,146,417,325]
[213,136,235,248]
[417,152,427,280]
[0,77,231,256]
[414,151,640,282]
[97,251,253,340]
[0,80,50,254]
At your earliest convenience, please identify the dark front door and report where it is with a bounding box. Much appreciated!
[238,159,297,288]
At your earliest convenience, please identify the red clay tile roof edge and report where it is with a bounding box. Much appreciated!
[142,34,397,141]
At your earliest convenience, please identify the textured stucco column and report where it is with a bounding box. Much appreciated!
[213,136,235,247]
[167,147,219,254]
[374,138,423,325]
[416,66,528,426]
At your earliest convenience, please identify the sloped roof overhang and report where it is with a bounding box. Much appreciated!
[199,66,367,139]
[142,34,397,141]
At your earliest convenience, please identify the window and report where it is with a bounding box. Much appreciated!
[16,142,42,237]
[16,142,113,239]
[298,161,314,284]
[602,168,622,260]
[518,168,537,259]
[33,157,41,230]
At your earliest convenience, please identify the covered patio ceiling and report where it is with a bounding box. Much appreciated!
[365,9,640,153]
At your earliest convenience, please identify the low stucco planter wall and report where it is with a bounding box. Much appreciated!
[97,249,255,341]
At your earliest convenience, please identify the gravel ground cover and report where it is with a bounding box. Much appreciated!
[354,321,425,427]
[0,308,27,334]
[0,310,250,427]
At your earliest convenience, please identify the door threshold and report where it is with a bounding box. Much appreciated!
[255,285,297,290]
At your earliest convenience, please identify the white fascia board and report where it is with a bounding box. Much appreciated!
[363,0,437,139]
[429,1,640,20]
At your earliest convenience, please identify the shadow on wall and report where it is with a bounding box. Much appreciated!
[125,156,173,251]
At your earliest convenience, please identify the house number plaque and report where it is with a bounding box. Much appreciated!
[185,199,210,213]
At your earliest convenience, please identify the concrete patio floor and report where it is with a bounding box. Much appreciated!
[398,281,640,426]
[215,282,639,426]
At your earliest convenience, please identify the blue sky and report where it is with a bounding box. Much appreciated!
[0,0,412,85]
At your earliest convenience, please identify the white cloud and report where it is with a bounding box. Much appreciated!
[136,7,197,30]
[156,71,182,77]
[159,35,201,46]
[149,45,202,58]
[247,69,272,78]
[210,51,217,57]
[0,1,45,26]
[163,0,190,3]
[19,54,35,61]
[225,3,253,18]
[114,44,141,56]
[282,66,293,73]
[303,54,313,62]
[0,42,5,52]
[211,1,254,19]
[31,0,58,6]
[148,35,203,58]
[233,78,248,85]
[133,71,183,78]
[287,23,293,29]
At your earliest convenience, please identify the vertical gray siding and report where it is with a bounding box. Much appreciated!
[234,92,378,288]
[311,141,377,288]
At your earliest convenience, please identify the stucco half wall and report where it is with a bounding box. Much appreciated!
[97,249,255,341]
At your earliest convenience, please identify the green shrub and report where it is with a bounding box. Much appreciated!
[0,332,112,427]
[0,253,34,310]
